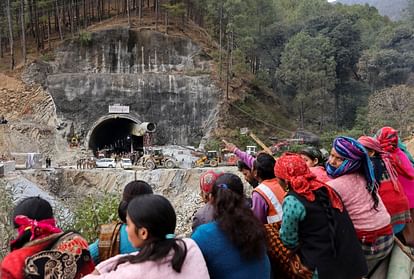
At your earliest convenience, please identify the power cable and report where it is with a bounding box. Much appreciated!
[228,102,294,134]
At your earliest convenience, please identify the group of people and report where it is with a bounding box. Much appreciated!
[220,125,414,278]
[77,158,97,169]
[0,115,7,124]
[1,125,414,279]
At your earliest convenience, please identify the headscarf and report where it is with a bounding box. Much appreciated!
[326,136,377,193]
[358,136,400,192]
[275,153,343,211]
[10,215,62,248]
[398,138,414,167]
[200,170,224,193]
[376,127,414,179]
[376,127,399,153]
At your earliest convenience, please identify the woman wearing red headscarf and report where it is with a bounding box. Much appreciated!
[0,197,94,279]
[274,153,367,279]
[377,126,414,246]
[358,136,410,234]
[376,127,414,208]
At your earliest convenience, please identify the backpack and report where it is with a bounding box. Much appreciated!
[24,231,94,279]
[98,222,123,262]
[264,222,313,279]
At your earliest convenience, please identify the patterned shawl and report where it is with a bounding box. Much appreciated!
[358,136,400,192]
[326,136,377,193]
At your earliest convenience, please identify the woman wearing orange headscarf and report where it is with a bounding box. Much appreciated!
[274,153,367,279]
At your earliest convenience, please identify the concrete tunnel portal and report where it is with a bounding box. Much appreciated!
[87,115,155,156]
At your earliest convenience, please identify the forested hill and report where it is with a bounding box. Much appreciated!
[336,0,408,20]
[1,0,414,140]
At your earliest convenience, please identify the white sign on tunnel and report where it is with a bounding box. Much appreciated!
[109,104,130,114]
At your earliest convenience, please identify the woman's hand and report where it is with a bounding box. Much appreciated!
[222,139,237,153]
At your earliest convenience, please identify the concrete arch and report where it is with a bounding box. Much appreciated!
[86,114,142,154]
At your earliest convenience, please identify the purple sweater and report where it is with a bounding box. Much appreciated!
[234,148,256,170]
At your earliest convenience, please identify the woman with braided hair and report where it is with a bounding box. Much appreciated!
[326,136,392,271]
[275,153,367,279]
[192,173,271,279]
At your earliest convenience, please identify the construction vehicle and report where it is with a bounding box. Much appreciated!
[240,128,320,155]
[240,128,273,155]
[192,150,220,167]
[192,150,238,168]
[246,146,257,156]
[137,148,177,170]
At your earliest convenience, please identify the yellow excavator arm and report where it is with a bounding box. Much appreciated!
[248,132,273,155]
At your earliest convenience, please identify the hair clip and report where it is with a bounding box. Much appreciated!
[165,233,175,239]
[217,184,229,190]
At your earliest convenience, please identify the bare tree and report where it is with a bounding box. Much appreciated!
[127,0,131,27]
[138,0,142,25]
[219,0,223,80]
[368,85,414,137]
[55,0,63,41]
[20,0,27,64]
[155,0,159,30]
[6,0,14,69]
[0,30,3,58]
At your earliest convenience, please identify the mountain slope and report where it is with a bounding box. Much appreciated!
[335,0,408,20]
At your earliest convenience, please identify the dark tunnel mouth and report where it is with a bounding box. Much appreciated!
[88,117,143,156]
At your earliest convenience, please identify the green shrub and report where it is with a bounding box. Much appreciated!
[0,181,16,259]
[41,52,55,62]
[71,192,120,243]
[205,138,221,151]
[78,31,93,47]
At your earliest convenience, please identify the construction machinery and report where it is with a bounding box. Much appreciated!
[240,128,320,155]
[138,148,177,170]
[240,128,273,155]
[192,150,238,168]
[192,150,220,167]
[246,146,257,156]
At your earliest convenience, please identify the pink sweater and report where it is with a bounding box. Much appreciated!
[82,238,210,279]
[394,149,414,208]
[327,173,390,232]
[310,166,331,183]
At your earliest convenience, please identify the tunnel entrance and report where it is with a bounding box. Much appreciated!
[88,116,143,157]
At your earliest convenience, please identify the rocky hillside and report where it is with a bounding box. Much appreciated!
[7,166,250,236]
[0,74,67,158]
